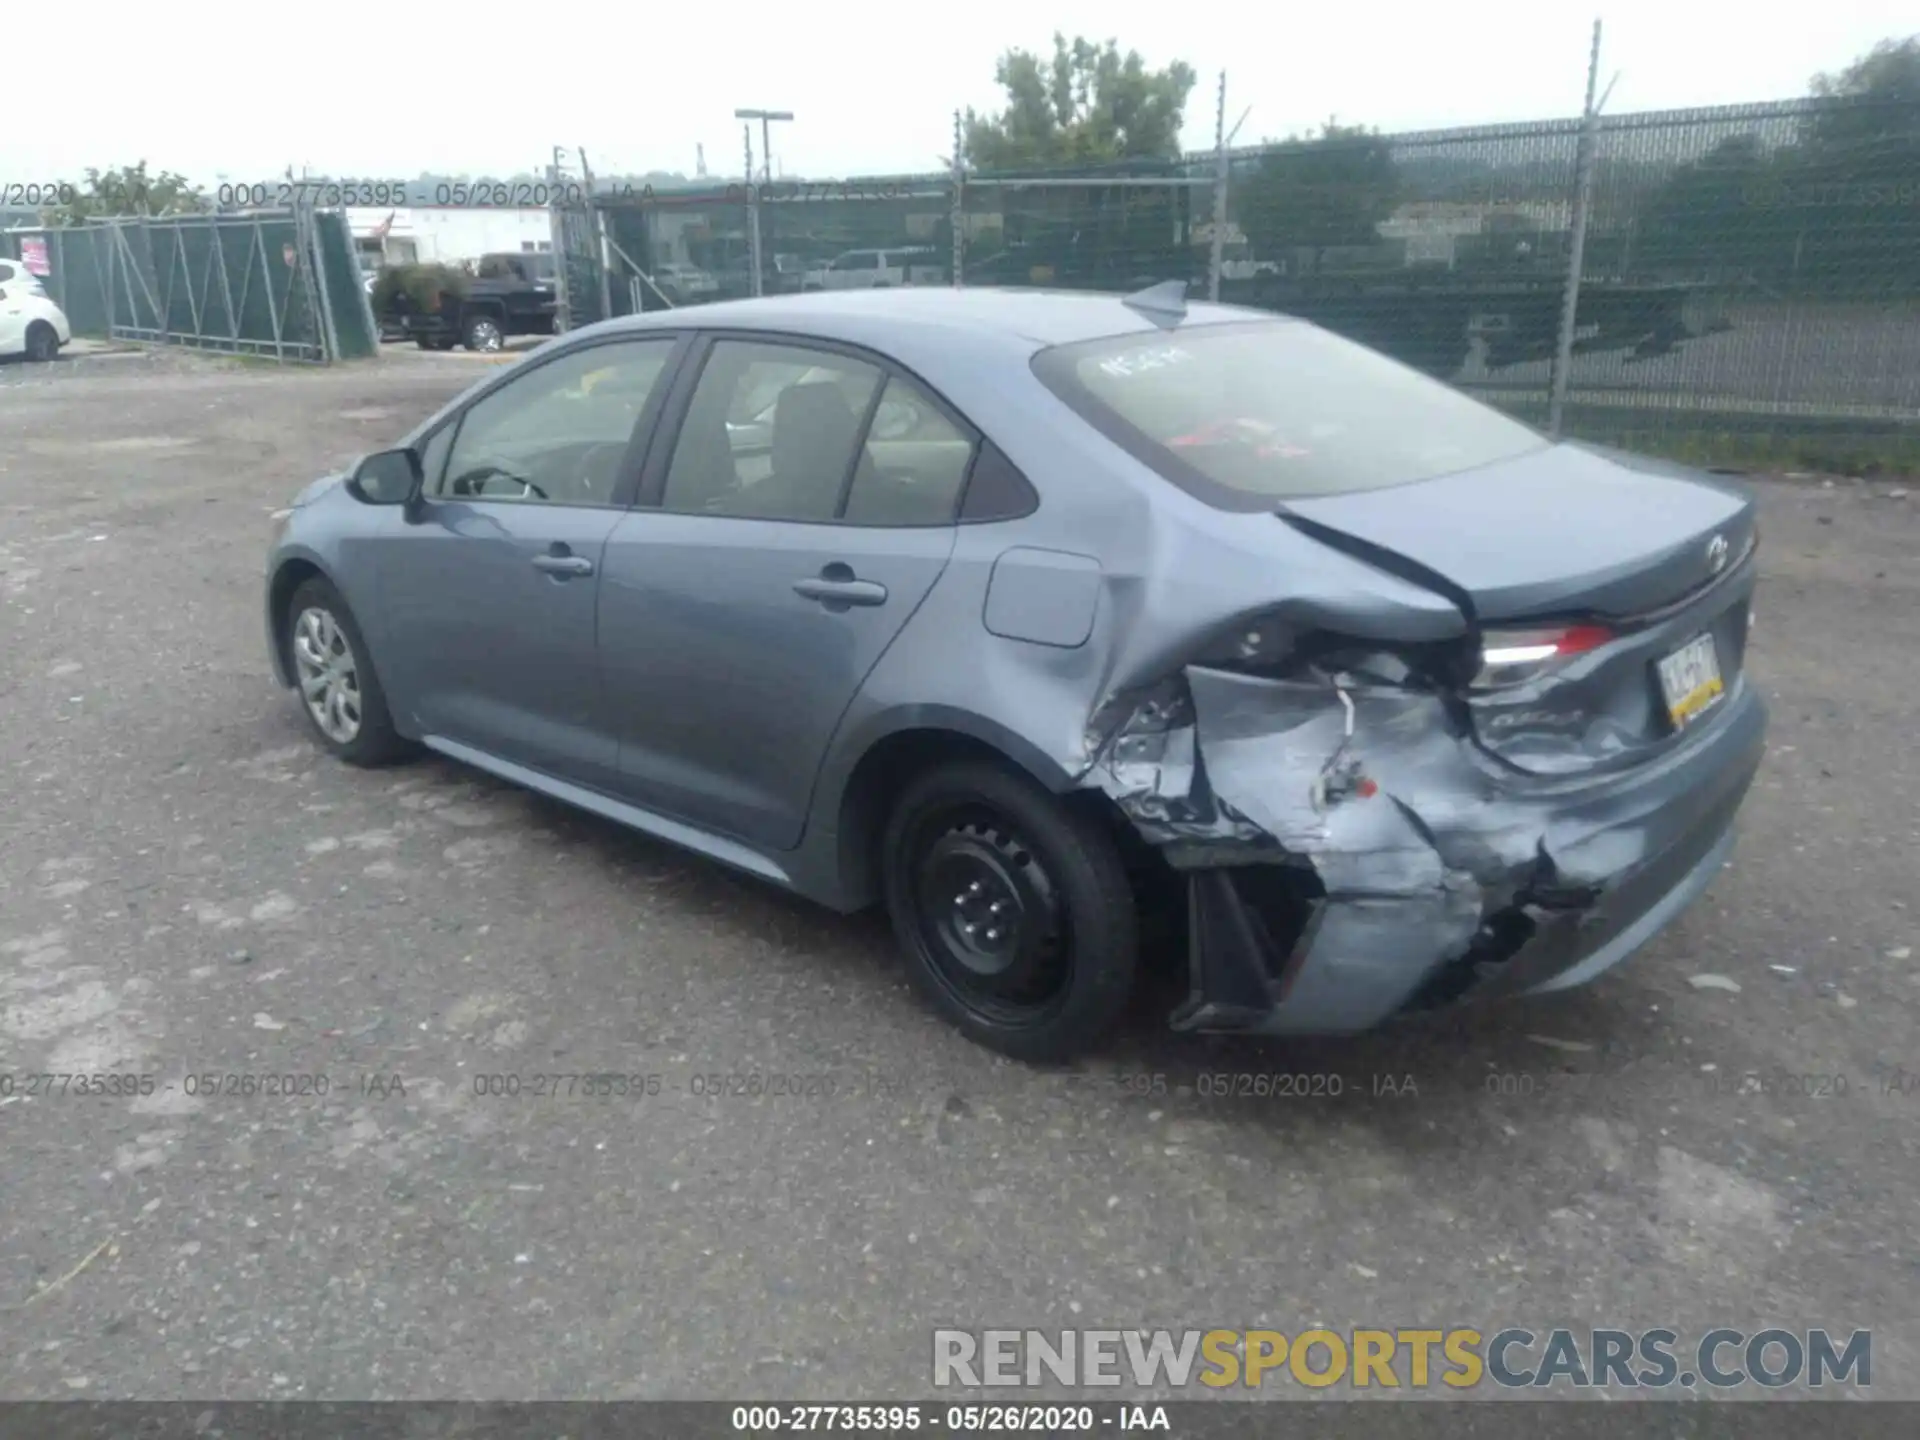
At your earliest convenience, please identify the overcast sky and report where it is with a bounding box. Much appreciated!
[8,3,1913,186]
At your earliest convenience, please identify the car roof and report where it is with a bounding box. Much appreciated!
[585,287,1289,362]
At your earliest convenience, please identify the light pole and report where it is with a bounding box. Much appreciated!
[733,108,793,184]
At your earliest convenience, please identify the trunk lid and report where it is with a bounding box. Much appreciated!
[1278,442,1756,623]
[1278,443,1759,775]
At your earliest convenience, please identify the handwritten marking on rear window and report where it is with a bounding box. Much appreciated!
[1094,346,1193,380]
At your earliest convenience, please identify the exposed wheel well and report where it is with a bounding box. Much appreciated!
[268,559,325,683]
[833,726,1143,910]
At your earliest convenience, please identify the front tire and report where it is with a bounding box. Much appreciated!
[285,577,414,767]
[24,321,59,362]
[463,313,504,352]
[881,762,1138,1062]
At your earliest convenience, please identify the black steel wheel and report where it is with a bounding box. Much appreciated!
[881,761,1138,1062]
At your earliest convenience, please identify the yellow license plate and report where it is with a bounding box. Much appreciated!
[1657,632,1725,730]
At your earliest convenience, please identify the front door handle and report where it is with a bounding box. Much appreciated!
[532,552,594,577]
[793,575,888,607]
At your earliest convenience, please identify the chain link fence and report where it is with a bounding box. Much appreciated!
[9,92,1910,466]
[1566,97,1919,466]
[571,89,1916,469]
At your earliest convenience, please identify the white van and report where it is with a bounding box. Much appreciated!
[806,247,944,291]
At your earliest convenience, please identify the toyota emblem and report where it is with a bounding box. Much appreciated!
[1706,534,1729,574]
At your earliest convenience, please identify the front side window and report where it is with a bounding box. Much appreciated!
[436,339,675,506]
[661,340,882,521]
[1033,320,1547,507]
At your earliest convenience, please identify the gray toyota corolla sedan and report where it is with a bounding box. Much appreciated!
[265,285,1766,1061]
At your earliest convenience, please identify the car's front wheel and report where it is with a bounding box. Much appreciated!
[881,761,1139,1062]
[285,577,413,766]
[463,313,504,352]
[24,321,59,362]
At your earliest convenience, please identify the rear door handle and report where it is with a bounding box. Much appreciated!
[532,552,595,577]
[793,576,888,607]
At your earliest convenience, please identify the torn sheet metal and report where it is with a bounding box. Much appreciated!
[1085,664,1540,886]
[1080,661,1766,1035]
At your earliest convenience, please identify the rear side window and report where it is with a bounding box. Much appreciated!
[1032,320,1547,508]
[661,340,882,521]
[843,376,976,525]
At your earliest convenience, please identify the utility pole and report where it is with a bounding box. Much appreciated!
[1208,71,1228,303]
[950,110,965,288]
[742,124,763,297]
[733,108,794,185]
[548,144,572,333]
[734,109,790,300]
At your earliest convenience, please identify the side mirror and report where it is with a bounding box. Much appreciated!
[347,447,422,506]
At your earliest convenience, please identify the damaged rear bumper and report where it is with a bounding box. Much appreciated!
[1090,665,1767,1036]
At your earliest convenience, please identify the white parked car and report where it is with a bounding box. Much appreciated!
[805,247,944,291]
[654,263,719,300]
[0,258,69,361]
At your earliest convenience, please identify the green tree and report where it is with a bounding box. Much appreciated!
[1808,34,1920,148]
[45,162,208,224]
[1795,36,1920,293]
[963,34,1197,171]
[1638,133,1780,279]
[1235,122,1401,270]
[1637,35,1920,293]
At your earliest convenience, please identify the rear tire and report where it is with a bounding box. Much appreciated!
[285,577,415,767]
[881,761,1138,1063]
[24,321,59,362]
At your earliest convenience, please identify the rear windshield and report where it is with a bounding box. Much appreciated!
[1032,320,1547,507]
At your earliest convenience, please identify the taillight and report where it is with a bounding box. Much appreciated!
[1472,624,1613,690]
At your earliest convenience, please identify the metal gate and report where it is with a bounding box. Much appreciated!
[547,147,610,333]
[7,208,376,362]
[105,209,331,360]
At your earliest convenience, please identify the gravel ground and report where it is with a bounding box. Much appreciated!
[1,351,1916,1407]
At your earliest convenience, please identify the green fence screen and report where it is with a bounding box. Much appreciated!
[578,91,1917,468]
[5,209,375,362]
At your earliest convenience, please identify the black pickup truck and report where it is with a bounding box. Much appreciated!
[401,251,560,352]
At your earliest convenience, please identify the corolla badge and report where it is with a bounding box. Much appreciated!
[1706,534,1730,574]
